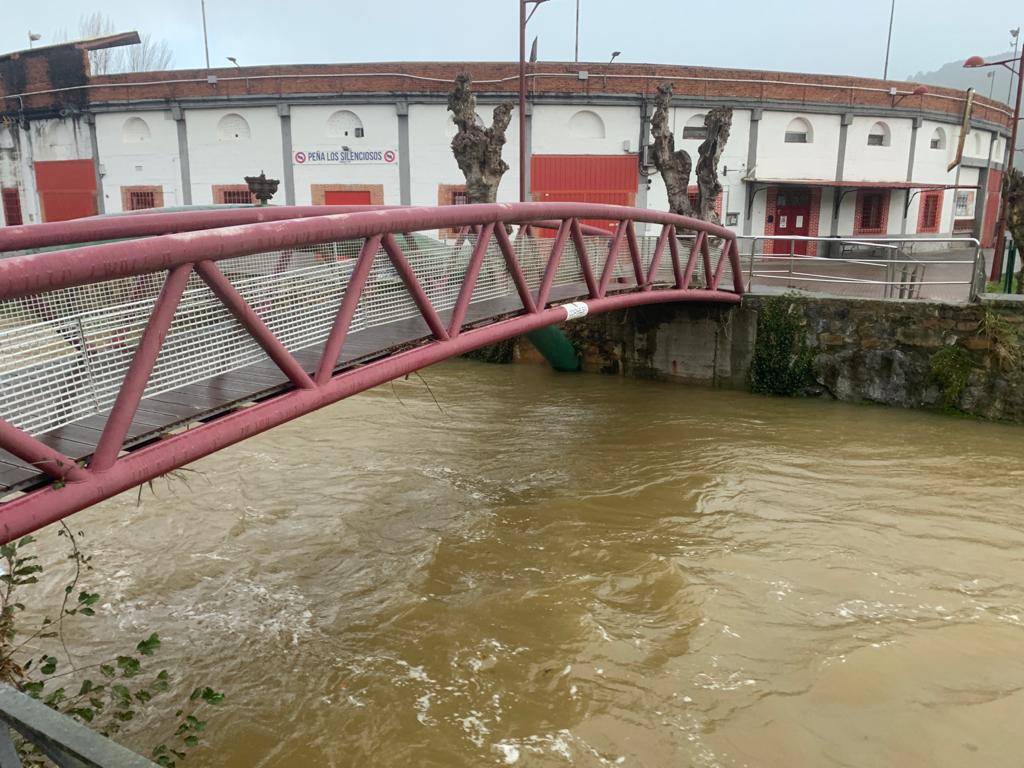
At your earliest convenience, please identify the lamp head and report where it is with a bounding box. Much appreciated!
[911,85,929,95]
[963,55,986,68]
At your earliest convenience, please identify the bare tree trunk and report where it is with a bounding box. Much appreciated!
[649,84,693,217]
[1005,169,1023,293]
[448,74,514,205]
[695,107,733,226]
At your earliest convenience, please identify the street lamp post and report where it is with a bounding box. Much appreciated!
[965,49,1024,281]
[520,0,549,203]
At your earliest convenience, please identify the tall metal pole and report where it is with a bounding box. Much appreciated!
[882,0,895,80]
[201,0,211,69]
[990,46,1024,281]
[1009,29,1020,104]
[575,0,580,62]
[519,0,527,202]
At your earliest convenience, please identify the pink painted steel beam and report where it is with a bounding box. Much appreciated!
[0,204,736,301]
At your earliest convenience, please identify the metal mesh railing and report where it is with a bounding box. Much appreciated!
[0,231,675,437]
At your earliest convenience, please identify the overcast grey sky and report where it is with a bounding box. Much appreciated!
[2,0,1020,81]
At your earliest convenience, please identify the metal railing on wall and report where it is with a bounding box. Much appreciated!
[0,684,156,767]
[737,235,983,302]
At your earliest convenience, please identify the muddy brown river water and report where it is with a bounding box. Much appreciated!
[23,360,1024,766]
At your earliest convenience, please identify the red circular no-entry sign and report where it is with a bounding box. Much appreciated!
[294,151,307,164]
[383,150,396,163]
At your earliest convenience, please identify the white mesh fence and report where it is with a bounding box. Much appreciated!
[0,228,732,437]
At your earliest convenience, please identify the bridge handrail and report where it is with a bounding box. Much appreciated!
[0,205,614,256]
[0,203,737,300]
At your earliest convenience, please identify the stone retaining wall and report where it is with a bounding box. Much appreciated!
[515,294,1024,423]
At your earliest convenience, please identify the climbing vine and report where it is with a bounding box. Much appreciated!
[978,307,1021,372]
[0,527,223,766]
[929,345,973,409]
[749,295,814,396]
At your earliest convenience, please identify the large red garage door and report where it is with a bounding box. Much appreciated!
[531,155,638,233]
[35,160,98,222]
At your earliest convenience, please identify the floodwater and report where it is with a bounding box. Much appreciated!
[23,360,1024,767]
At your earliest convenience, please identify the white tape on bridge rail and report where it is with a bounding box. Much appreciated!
[559,301,590,321]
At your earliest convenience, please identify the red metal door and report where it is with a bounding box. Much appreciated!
[531,155,637,233]
[772,188,811,255]
[34,160,97,222]
[324,190,373,205]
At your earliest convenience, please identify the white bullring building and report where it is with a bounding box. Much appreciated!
[0,35,1015,255]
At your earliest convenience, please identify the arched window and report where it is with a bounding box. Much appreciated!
[993,137,1004,160]
[122,116,151,144]
[867,121,891,147]
[568,110,605,139]
[326,109,365,139]
[682,114,707,140]
[972,131,984,156]
[929,127,946,150]
[217,113,251,141]
[784,117,812,144]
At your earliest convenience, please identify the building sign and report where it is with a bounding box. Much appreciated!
[293,149,397,165]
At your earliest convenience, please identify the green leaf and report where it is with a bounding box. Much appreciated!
[78,679,94,696]
[137,633,161,656]
[79,607,95,616]
[199,687,225,705]
[14,565,43,576]
[22,681,44,698]
[40,655,58,675]
[72,706,94,723]
[44,687,66,707]
[116,655,141,678]
[77,591,100,606]
[17,535,36,547]
[183,735,199,748]
[134,690,152,703]
[89,696,105,709]
[111,684,132,705]
[113,710,135,722]
[100,664,116,679]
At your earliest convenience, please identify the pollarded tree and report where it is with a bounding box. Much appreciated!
[650,83,733,224]
[694,107,733,226]
[650,83,694,217]
[447,74,514,204]
[1005,168,1023,293]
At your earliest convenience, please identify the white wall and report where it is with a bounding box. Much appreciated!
[29,118,92,162]
[406,102,520,207]
[95,111,182,212]
[185,107,284,204]
[843,116,913,183]
[755,112,841,181]
[531,104,639,155]
[290,104,401,205]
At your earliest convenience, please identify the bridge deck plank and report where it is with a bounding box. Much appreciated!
[0,285,591,499]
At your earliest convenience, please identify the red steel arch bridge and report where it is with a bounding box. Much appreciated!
[0,203,743,543]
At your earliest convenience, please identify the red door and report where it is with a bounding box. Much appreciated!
[324,190,372,205]
[35,160,98,222]
[531,155,638,233]
[772,188,811,255]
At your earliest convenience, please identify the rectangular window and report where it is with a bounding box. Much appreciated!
[930,138,941,149]
[354,127,365,138]
[2,188,23,226]
[127,190,156,210]
[214,186,254,205]
[856,191,888,234]
[867,134,885,146]
[682,126,707,140]
[784,131,808,144]
[451,190,468,206]
[954,190,975,218]
[917,190,942,233]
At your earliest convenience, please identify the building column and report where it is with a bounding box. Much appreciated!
[278,104,295,205]
[396,100,411,206]
[742,109,761,236]
[901,117,921,234]
[83,113,105,214]
[16,124,40,224]
[171,105,192,206]
[831,114,853,235]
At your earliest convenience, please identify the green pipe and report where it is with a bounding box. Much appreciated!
[526,326,581,371]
